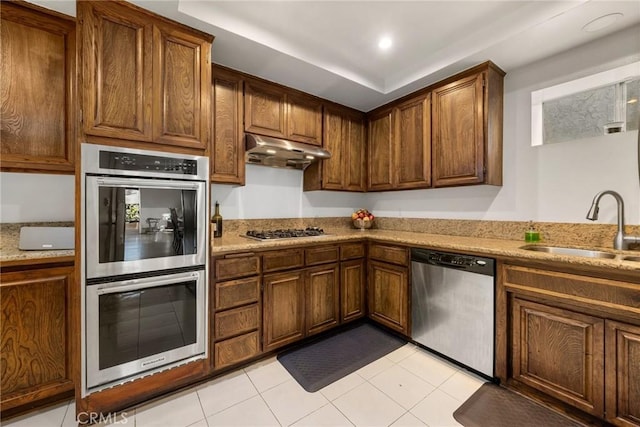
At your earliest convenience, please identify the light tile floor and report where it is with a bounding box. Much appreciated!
[4,343,485,427]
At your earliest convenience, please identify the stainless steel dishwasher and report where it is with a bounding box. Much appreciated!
[411,248,495,378]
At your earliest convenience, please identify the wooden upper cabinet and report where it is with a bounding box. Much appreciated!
[286,92,322,146]
[394,93,431,189]
[244,79,287,139]
[0,2,76,173]
[211,66,245,185]
[432,63,504,187]
[80,1,153,142]
[153,22,211,149]
[80,0,212,150]
[303,104,366,192]
[368,109,394,191]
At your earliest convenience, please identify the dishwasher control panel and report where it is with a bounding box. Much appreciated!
[412,248,494,276]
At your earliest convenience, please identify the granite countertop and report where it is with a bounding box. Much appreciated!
[214,228,640,273]
[0,223,74,265]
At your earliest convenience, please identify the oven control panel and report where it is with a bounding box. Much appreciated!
[99,151,198,175]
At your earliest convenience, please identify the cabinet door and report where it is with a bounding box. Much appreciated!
[368,261,408,334]
[511,297,604,417]
[345,114,367,192]
[263,271,305,352]
[153,22,211,149]
[80,1,153,142]
[394,93,431,189]
[368,109,394,191]
[605,320,640,426]
[305,264,340,336]
[341,259,365,323]
[244,79,286,139]
[432,72,484,187]
[1,2,76,173]
[287,92,323,146]
[211,66,245,184]
[1,266,74,412]
[319,106,346,190]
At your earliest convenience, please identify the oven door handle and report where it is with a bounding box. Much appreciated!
[94,176,201,190]
[94,272,201,295]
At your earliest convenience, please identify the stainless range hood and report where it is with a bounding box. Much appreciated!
[245,133,331,170]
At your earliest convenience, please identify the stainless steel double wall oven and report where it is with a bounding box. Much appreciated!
[81,144,209,395]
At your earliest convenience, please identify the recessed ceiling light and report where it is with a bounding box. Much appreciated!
[582,13,623,32]
[378,36,392,50]
[628,98,638,104]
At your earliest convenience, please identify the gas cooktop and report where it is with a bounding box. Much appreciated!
[242,227,326,241]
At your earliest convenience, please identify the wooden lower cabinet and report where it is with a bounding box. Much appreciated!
[214,331,260,370]
[605,320,640,426]
[368,260,409,335]
[510,297,604,417]
[341,259,365,323]
[305,264,339,336]
[0,265,74,415]
[262,270,305,352]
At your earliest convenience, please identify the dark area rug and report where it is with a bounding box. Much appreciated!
[453,383,585,427]
[277,323,406,392]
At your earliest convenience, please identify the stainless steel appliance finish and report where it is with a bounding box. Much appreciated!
[82,144,208,278]
[586,190,640,250]
[245,133,331,170]
[85,269,206,391]
[411,248,495,378]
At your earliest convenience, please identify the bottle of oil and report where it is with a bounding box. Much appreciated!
[212,201,223,238]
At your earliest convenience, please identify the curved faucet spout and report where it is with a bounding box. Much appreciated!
[586,190,638,250]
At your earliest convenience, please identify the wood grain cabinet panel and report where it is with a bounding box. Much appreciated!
[605,320,640,427]
[368,109,394,191]
[153,22,210,149]
[211,66,245,185]
[511,297,604,417]
[263,271,305,352]
[262,249,304,273]
[244,79,287,139]
[341,259,365,323]
[431,64,504,188]
[80,1,212,150]
[304,104,366,192]
[214,254,260,281]
[305,246,339,266]
[394,94,431,189]
[214,277,260,311]
[368,260,409,335]
[341,243,365,260]
[214,304,259,340]
[80,1,153,142]
[0,2,76,173]
[1,266,74,414]
[287,93,322,146]
[305,264,340,336]
[214,331,260,369]
[369,244,408,266]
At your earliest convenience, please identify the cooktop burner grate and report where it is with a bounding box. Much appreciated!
[242,227,326,240]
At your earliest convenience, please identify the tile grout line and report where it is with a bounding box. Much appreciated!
[243,368,284,426]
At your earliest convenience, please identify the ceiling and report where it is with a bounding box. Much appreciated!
[30,0,640,111]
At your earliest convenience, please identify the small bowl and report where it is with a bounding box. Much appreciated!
[352,219,373,230]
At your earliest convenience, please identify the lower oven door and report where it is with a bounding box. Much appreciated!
[86,269,206,391]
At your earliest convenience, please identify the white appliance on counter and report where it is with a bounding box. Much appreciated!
[80,143,209,396]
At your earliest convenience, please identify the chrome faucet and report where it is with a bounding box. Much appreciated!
[586,190,640,250]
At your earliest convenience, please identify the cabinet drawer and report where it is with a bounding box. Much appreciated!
[341,242,365,260]
[214,254,260,281]
[262,249,304,273]
[305,245,339,266]
[214,277,260,311]
[369,244,408,266]
[214,331,260,369]
[214,304,260,340]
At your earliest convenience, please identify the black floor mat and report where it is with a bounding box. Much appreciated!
[453,383,585,427]
[277,323,407,392]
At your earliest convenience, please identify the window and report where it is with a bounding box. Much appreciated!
[531,61,640,146]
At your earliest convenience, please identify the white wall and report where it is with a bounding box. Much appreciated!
[2,27,639,225]
[0,173,75,222]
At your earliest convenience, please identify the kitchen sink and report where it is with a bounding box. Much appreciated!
[520,245,617,259]
[621,255,640,262]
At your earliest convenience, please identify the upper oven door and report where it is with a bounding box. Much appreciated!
[85,176,207,279]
